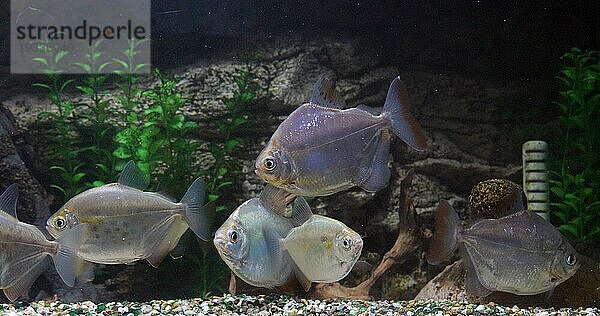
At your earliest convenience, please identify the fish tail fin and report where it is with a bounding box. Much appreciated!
[382,76,428,151]
[427,200,461,265]
[53,224,86,287]
[180,177,209,241]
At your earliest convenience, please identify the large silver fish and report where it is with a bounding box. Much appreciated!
[255,75,428,196]
[46,161,208,268]
[281,214,363,287]
[427,200,580,297]
[213,186,311,289]
[0,184,83,301]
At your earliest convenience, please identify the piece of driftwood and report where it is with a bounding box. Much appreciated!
[415,253,600,308]
[310,169,422,300]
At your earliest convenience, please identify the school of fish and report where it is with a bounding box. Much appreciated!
[0,75,580,301]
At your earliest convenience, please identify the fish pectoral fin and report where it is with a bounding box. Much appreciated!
[0,183,19,220]
[2,254,50,302]
[290,196,312,226]
[54,224,87,287]
[118,160,149,190]
[262,226,283,260]
[357,130,391,192]
[309,75,346,109]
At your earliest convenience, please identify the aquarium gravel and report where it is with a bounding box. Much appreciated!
[0,295,597,316]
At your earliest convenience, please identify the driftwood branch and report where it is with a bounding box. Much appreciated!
[310,169,422,300]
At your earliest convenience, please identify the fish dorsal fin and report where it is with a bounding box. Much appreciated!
[291,196,312,226]
[0,183,19,220]
[118,161,149,190]
[259,185,296,215]
[309,75,346,109]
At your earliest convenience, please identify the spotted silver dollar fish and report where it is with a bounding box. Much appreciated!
[213,186,311,289]
[0,184,83,301]
[255,75,428,197]
[427,200,580,297]
[281,214,363,288]
[46,161,207,268]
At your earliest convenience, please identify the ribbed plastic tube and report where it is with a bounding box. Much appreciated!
[522,141,549,220]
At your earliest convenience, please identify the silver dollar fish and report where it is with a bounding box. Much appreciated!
[46,161,208,268]
[213,186,311,289]
[281,214,363,288]
[255,75,428,196]
[0,184,83,301]
[427,200,580,297]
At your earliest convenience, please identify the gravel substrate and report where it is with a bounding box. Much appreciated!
[0,295,597,316]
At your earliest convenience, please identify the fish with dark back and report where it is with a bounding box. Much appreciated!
[428,200,580,297]
[255,75,428,197]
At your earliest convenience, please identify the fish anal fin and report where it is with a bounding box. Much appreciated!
[309,75,346,109]
[147,219,188,268]
[118,161,149,190]
[293,264,312,292]
[277,276,298,295]
[357,130,391,192]
[75,259,95,282]
[2,255,49,302]
[461,248,492,297]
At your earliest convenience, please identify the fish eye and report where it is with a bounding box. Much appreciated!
[229,230,239,244]
[342,236,352,250]
[263,157,277,171]
[54,217,67,230]
[566,254,576,266]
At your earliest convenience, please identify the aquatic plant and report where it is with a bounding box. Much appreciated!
[206,65,259,211]
[550,48,600,245]
[113,69,198,196]
[32,43,86,200]
[74,41,120,186]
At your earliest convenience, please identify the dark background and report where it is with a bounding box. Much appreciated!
[2,0,599,80]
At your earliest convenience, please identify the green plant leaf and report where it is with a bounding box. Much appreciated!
[33,57,49,67]
[50,184,66,196]
[113,147,132,159]
[558,224,579,238]
[72,172,86,183]
[55,51,69,64]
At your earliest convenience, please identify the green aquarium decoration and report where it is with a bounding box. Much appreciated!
[549,48,600,245]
